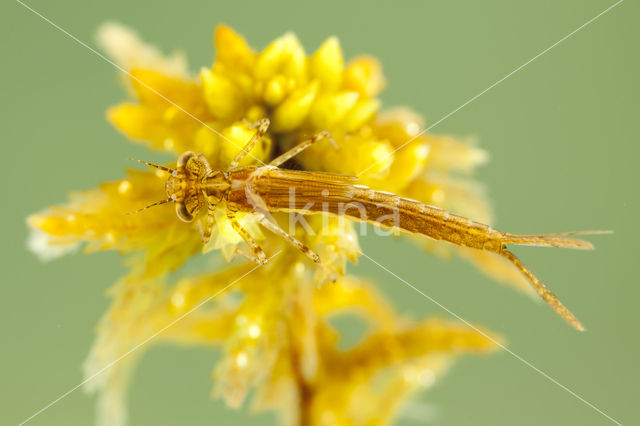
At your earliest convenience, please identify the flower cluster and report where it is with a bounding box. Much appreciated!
[27,23,519,426]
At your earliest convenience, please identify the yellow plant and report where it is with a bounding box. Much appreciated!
[27,23,511,426]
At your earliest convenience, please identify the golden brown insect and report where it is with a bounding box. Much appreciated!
[132,118,607,331]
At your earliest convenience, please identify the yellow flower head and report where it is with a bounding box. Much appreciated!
[27,24,508,426]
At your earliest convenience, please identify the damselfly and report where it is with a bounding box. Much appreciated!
[132,118,607,330]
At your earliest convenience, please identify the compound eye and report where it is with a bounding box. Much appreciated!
[177,151,197,169]
[175,202,193,222]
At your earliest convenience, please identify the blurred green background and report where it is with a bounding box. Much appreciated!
[2,0,638,425]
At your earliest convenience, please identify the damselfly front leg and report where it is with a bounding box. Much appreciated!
[199,201,216,244]
[226,210,267,264]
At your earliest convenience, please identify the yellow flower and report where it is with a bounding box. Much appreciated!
[26,23,510,426]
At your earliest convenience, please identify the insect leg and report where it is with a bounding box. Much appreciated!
[254,213,323,267]
[228,247,256,263]
[269,130,336,167]
[226,210,267,264]
[229,118,270,168]
[199,201,216,244]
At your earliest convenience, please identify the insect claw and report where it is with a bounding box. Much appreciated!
[197,223,212,245]
[256,250,268,265]
[315,261,338,285]
[246,252,268,265]
[320,130,338,149]
[245,117,270,130]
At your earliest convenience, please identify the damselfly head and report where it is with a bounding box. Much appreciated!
[128,152,223,223]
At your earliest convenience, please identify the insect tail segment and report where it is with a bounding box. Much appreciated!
[501,230,611,250]
[499,249,585,331]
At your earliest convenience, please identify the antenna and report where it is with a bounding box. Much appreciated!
[124,198,172,215]
[129,158,175,173]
